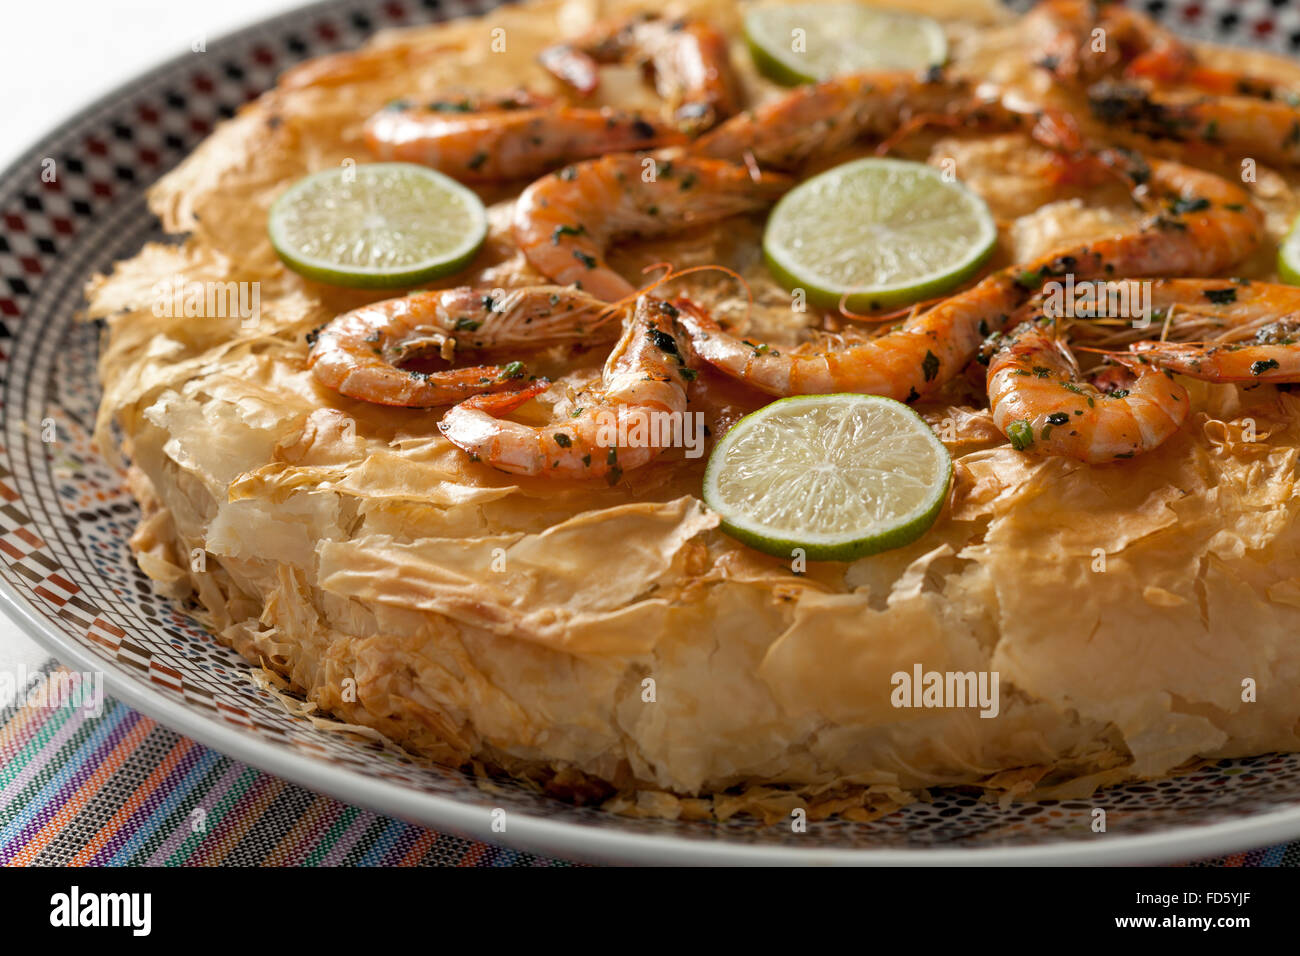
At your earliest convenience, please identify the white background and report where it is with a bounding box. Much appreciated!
[0,0,303,703]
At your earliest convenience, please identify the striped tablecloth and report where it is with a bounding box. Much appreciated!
[1,662,1295,867]
[1,660,567,866]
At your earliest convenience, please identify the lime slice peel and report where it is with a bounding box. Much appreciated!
[703,393,953,562]
[268,162,487,289]
[745,3,948,85]
[763,157,998,312]
[1279,214,1300,286]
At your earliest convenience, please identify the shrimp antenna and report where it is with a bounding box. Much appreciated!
[1073,344,1130,356]
[620,261,757,324]
[1159,303,1179,342]
[593,262,758,332]
[595,265,688,319]
[874,112,960,156]
[839,275,991,323]
[839,292,951,324]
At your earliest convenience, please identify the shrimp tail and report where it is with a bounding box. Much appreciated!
[450,379,552,417]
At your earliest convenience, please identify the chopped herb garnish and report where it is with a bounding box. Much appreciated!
[921,350,940,382]
[1202,287,1237,305]
[647,328,680,357]
[500,361,526,379]
[1007,419,1034,451]
[551,223,585,244]
[1169,196,1210,216]
[553,433,573,448]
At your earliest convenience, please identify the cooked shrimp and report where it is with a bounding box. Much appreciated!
[512,154,791,301]
[692,69,1071,171]
[308,286,612,407]
[1025,1,1300,165]
[1050,277,1300,348]
[678,270,1027,402]
[539,14,740,133]
[365,105,684,181]
[1116,279,1300,382]
[1028,0,1285,97]
[1147,279,1300,335]
[1025,150,1263,278]
[1143,279,1300,344]
[1028,0,1191,87]
[679,153,1262,401]
[1131,326,1300,384]
[1088,82,1300,167]
[437,296,692,481]
[986,317,1189,463]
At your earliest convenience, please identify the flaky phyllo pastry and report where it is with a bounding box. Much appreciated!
[87,0,1300,822]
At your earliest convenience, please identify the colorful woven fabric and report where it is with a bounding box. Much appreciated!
[0,661,570,866]
[1191,843,1300,867]
[2,661,1297,866]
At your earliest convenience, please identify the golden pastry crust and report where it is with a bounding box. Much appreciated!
[88,0,1300,819]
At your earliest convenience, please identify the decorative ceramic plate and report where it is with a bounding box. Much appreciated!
[5,0,1300,865]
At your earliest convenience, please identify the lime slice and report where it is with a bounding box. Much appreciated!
[1280,215,1300,285]
[763,157,997,312]
[745,3,948,86]
[703,394,952,562]
[268,162,487,289]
